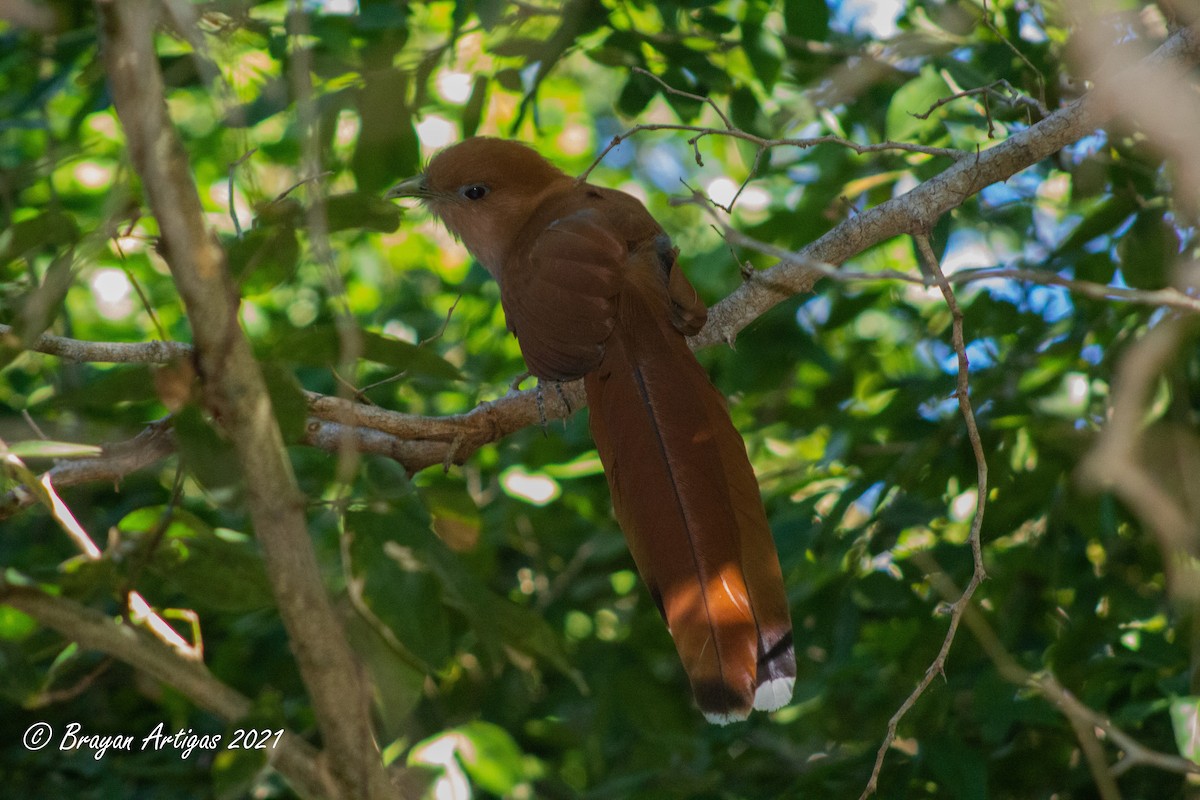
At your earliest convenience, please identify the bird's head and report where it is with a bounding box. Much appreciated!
[387,137,571,276]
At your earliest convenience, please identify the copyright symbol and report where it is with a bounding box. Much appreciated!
[23,722,52,751]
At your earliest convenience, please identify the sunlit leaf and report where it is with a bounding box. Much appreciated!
[5,440,101,459]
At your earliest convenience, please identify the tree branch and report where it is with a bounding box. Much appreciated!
[0,420,175,519]
[94,2,392,797]
[691,25,1200,351]
[858,235,990,800]
[0,324,194,363]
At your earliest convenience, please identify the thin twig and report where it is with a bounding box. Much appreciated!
[913,78,1045,122]
[632,66,734,129]
[579,122,965,182]
[0,323,194,363]
[981,0,1048,114]
[0,419,176,520]
[858,235,989,800]
[227,147,257,238]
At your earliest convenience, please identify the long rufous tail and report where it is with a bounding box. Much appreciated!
[584,282,795,724]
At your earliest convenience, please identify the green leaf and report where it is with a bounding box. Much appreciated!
[120,507,274,613]
[494,68,523,92]
[886,67,953,144]
[742,7,782,92]
[117,505,213,541]
[174,405,243,499]
[784,0,830,40]
[260,363,308,443]
[266,324,462,380]
[0,606,36,641]
[695,9,737,34]
[0,640,43,704]
[345,612,428,739]
[213,694,290,800]
[475,0,509,30]
[618,70,656,117]
[165,531,274,613]
[5,440,101,459]
[10,252,74,353]
[345,502,453,670]
[408,722,528,795]
[222,78,290,128]
[730,86,769,138]
[1118,211,1175,290]
[1057,195,1136,254]
[49,365,159,411]
[352,70,420,193]
[455,721,528,794]
[461,75,489,139]
[326,192,402,233]
[58,557,123,601]
[227,222,300,294]
[1170,696,1200,765]
[0,210,79,265]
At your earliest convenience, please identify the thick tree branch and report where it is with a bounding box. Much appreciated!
[691,25,1200,350]
[94,2,392,798]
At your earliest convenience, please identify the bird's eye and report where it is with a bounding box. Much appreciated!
[461,184,489,201]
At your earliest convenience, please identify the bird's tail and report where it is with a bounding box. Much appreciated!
[584,287,795,724]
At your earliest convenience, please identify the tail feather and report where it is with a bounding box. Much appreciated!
[584,287,794,722]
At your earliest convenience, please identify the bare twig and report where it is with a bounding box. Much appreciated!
[1031,670,1200,779]
[581,123,965,183]
[858,235,989,800]
[913,78,1046,122]
[981,0,1048,114]
[27,657,114,709]
[632,66,735,130]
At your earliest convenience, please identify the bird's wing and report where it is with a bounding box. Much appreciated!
[652,237,707,336]
[502,208,625,381]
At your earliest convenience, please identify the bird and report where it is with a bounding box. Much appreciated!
[387,137,794,724]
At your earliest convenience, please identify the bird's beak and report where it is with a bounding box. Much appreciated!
[385,175,427,201]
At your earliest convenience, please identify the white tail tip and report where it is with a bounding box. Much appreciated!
[753,677,795,712]
[703,708,750,725]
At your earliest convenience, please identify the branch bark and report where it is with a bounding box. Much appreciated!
[691,24,1200,350]
[94,2,393,797]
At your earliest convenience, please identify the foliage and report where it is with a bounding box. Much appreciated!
[1,0,1198,798]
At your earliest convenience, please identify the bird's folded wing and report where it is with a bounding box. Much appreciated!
[503,209,625,381]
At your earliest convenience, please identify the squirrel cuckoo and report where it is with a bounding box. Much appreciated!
[388,137,794,723]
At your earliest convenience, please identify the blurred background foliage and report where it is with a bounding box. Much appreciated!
[1,0,1198,798]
